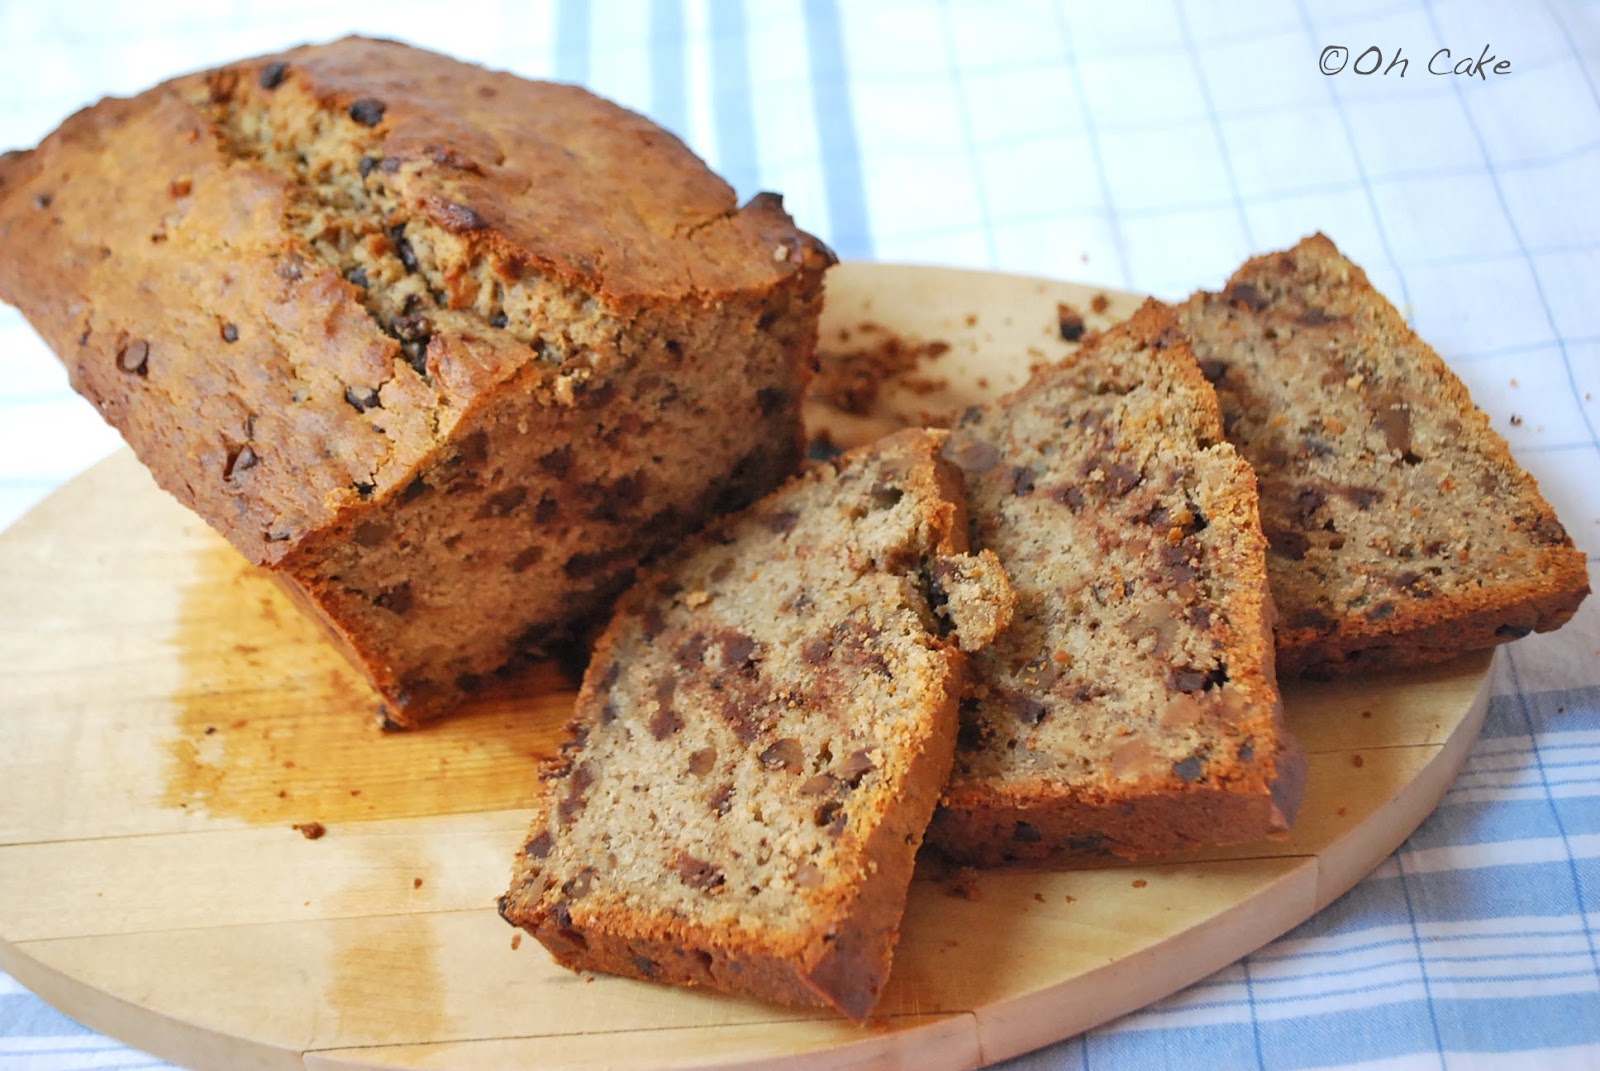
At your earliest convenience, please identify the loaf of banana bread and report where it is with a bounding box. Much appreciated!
[500,429,1014,1021]
[0,37,832,724]
[927,301,1305,865]
[1174,235,1588,676]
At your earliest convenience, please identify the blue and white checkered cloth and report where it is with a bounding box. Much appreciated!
[2,2,1597,1068]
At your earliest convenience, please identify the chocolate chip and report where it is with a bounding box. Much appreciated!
[1056,302,1086,342]
[836,748,876,786]
[358,155,379,178]
[1297,308,1336,327]
[814,799,846,832]
[348,98,387,126]
[632,955,659,978]
[390,225,418,271]
[1531,516,1569,545]
[760,738,804,774]
[478,485,528,518]
[375,581,413,615]
[1169,667,1206,693]
[688,747,717,776]
[402,337,429,375]
[1053,485,1086,511]
[1012,821,1042,842]
[1495,623,1534,639]
[1334,484,1383,510]
[1103,461,1142,497]
[801,635,832,665]
[32,192,52,210]
[524,830,553,858]
[1291,608,1334,630]
[1268,528,1310,561]
[1368,602,1398,621]
[1172,756,1203,783]
[675,853,725,892]
[439,202,486,231]
[1010,466,1036,496]
[708,782,734,816]
[562,867,598,899]
[1291,487,1327,526]
[341,387,379,414]
[490,312,509,329]
[219,322,239,344]
[345,266,369,289]
[224,443,258,480]
[399,477,428,503]
[353,481,375,499]
[1008,692,1048,726]
[259,62,288,89]
[1197,358,1229,384]
[756,387,788,416]
[800,774,839,796]
[945,436,1001,474]
[1067,833,1105,854]
[649,705,682,740]
[720,632,758,671]
[805,433,844,463]
[116,338,150,376]
[1372,397,1413,458]
[1228,282,1270,311]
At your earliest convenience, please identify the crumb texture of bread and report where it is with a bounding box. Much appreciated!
[1175,234,1589,677]
[0,37,833,723]
[499,429,1013,1022]
[928,301,1305,865]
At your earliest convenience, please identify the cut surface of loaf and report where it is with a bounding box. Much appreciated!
[499,429,1014,1021]
[1175,234,1589,677]
[0,37,832,724]
[928,301,1305,866]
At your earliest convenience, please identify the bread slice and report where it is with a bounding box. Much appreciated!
[0,38,831,725]
[499,429,1014,1021]
[927,301,1305,865]
[1174,234,1589,676]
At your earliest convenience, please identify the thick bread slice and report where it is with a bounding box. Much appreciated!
[500,428,1014,1021]
[928,301,1305,865]
[1175,234,1589,676]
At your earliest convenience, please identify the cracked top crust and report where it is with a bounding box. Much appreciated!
[0,37,829,562]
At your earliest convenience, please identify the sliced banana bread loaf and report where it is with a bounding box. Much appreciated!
[1175,234,1589,676]
[927,301,1305,866]
[0,38,832,724]
[499,429,1014,1021]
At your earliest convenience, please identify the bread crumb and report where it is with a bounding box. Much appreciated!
[946,868,982,901]
[1090,293,1110,314]
[1352,754,1365,768]
[511,932,522,950]
[413,877,424,889]
[1336,807,1348,817]
[1131,879,1147,889]
[1510,414,1523,426]
[773,244,790,262]
[1033,892,1046,904]
[1056,301,1086,342]
[292,821,326,840]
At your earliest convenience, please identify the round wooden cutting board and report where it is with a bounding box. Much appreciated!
[0,263,1491,1071]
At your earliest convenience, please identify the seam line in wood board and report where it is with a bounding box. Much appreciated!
[1301,740,1446,757]
[0,811,536,851]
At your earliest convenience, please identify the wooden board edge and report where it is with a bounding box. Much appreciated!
[301,1012,982,1071]
[1312,660,1493,909]
[0,936,303,1071]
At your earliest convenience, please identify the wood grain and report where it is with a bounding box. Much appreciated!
[0,263,1492,1071]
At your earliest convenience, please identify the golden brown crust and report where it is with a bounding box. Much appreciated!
[500,429,1011,1021]
[1176,234,1589,678]
[0,38,833,723]
[929,301,1303,865]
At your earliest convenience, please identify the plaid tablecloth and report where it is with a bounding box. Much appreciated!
[1,1,1597,1068]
